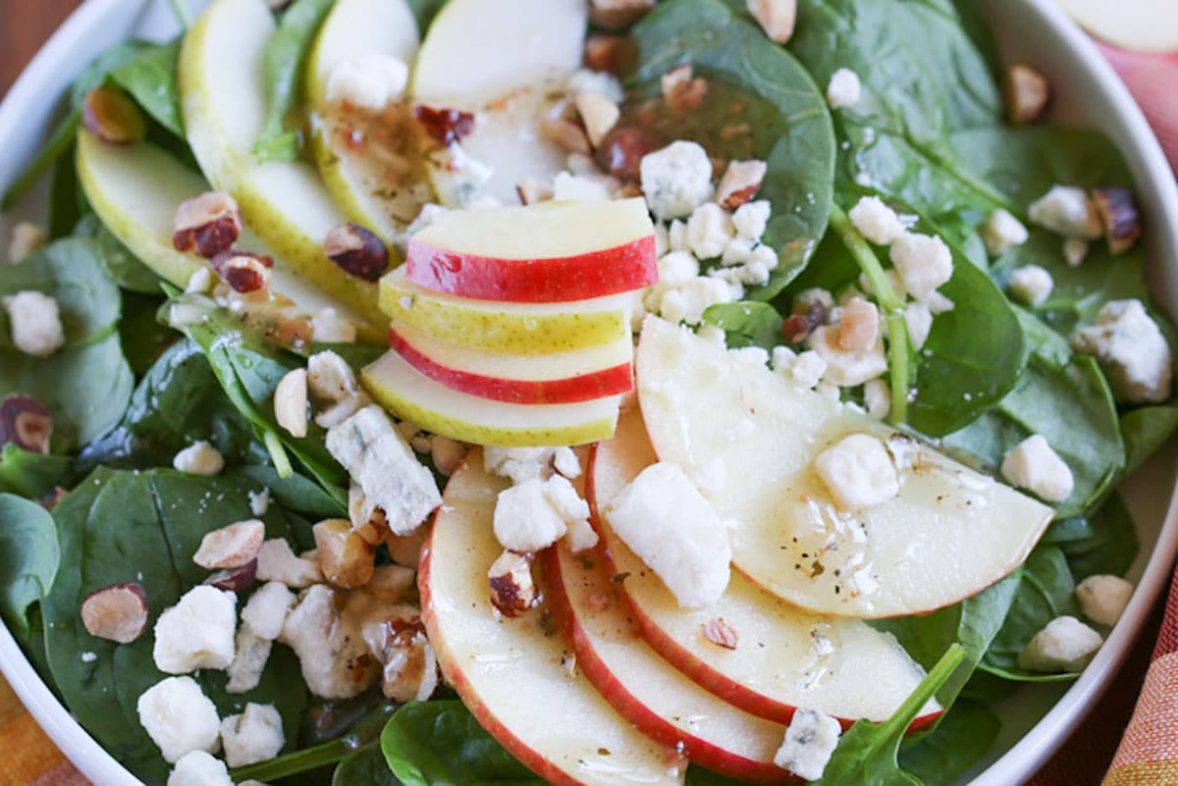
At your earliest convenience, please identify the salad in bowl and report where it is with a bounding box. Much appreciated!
[0,0,1173,784]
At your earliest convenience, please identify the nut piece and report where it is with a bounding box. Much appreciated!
[661,64,708,111]
[590,0,654,29]
[349,485,390,545]
[211,251,273,294]
[541,115,592,155]
[204,560,258,593]
[700,617,739,650]
[487,550,540,618]
[783,298,829,345]
[413,105,476,146]
[324,223,389,282]
[385,527,428,569]
[274,369,309,438]
[1091,187,1142,255]
[81,87,146,145]
[173,192,242,258]
[516,179,554,205]
[1004,64,1051,125]
[0,395,52,454]
[715,160,768,210]
[194,519,266,570]
[361,615,439,703]
[837,297,880,353]
[574,91,620,149]
[747,0,797,44]
[584,34,632,74]
[313,518,377,589]
[602,126,654,181]
[80,582,149,643]
[8,222,46,263]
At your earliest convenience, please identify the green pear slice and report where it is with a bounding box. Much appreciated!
[75,130,374,335]
[409,0,587,205]
[306,0,426,243]
[636,316,1054,619]
[179,0,384,326]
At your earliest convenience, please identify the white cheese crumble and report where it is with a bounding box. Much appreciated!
[808,325,888,387]
[889,233,953,301]
[814,433,900,511]
[7,221,46,263]
[604,462,731,609]
[1018,615,1103,672]
[1000,434,1074,503]
[325,54,409,110]
[166,751,233,786]
[1076,574,1134,627]
[1071,299,1173,404]
[492,474,589,553]
[1063,238,1089,268]
[1029,186,1102,239]
[483,446,579,484]
[325,406,442,535]
[242,581,296,640]
[153,586,237,674]
[220,703,285,768]
[226,625,271,695]
[773,708,842,781]
[310,308,357,344]
[172,441,224,476]
[137,676,221,763]
[279,584,375,699]
[658,251,701,287]
[658,276,735,325]
[2,291,65,357]
[1008,264,1054,307]
[981,208,1029,256]
[552,171,613,202]
[732,200,771,241]
[248,487,271,517]
[567,68,625,103]
[826,68,862,109]
[256,539,323,588]
[686,202,735,260]
[864,378,891,420]
[639,141,714,220]
[904,301,933,351]
[849,196,905,246]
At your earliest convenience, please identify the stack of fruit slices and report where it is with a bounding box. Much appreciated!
[361,198,657,446]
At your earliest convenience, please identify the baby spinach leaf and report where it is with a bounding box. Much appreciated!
[816,644,966,785]
[1054,493,1138,581]
[0,446,71,500]
[254,0,335,163]
[405,0,446,33]
[979,545,1080,682]
[334,745,402,786]
[74,214,165,295]
[897,700,1001,786]
[1122,405,1178,475]
[110,40,184,138]
[0,494,60,636]
[118,292,181,376]
[381,700,543,786]
[701,302,783,349]
[630,0,836,296]
[42,467,309,784]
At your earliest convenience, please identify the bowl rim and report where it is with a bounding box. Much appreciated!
[1,1,1177,785]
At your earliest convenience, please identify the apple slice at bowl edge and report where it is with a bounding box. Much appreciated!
[409,0,587,206]
[635,316,1055,619]
[544,541,792,783]
[419,452,685,786]
[405,199,658,303]
[179,0,386,327]
[306,0,427,244]
[590,408,940,728]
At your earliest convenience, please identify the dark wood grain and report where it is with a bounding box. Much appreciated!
[0,0,81,99]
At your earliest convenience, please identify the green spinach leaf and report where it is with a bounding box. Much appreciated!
[334,744,402,786]
[701,302,783,349]
[897,700,1001,786]
[0,446,71,501]
[1121,405,1178,475]
[1052,493,1138,581]
[0,494,60,636]
[74,214,164,295]
[110,40,185,138]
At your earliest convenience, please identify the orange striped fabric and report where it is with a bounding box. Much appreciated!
[0,676,86,786]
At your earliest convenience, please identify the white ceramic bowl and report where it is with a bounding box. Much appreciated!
[1,1,1176,784]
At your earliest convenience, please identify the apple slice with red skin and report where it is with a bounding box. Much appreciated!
[544,543,792,783]
[418,452,686,786]
[389,325,633,404]
[405,199,658,303]
[588,408,940,729]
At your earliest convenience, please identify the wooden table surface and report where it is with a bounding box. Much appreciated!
[0,0,80,98]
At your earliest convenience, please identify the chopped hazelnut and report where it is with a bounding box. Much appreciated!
[81,87,146,145]
[716,160,767,210]
[211,251,272,294]
[80,582,149,643]
[574,91,620,149]
[413,105,476,146]
[273,369,309,439]
[541,116,592,155]
[747,0,797,44]
[313,518,376,589]
[488,550,540,617]
[172,192,242,258]
[584,34,633,74]
[1091,187,1142,255]
[193,519,266,570]
[589,0,654,29]
[837,297,880,353]
[700,617,739,650]
[601,126,654,181]
[204,560,258,593]
[348,485,390,546]
[7,222,46,263]
[0,395,52,454]
[324,223,389,282]
[361,615,439,703]
[661,64,708,111]
[1004,64,1051,125]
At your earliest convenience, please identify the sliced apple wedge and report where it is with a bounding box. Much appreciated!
[420,454,685,786]
[590,409,939,727]
[406,199,657,302]
[1053,0,1178,53]
[545,543,791,782]
[380,267,631,354]
[409,0,587,205]
[179,0,384,327]
[388,326,632,404]
[363,350,623,446]
[306,0,428,244]
[635,317,1054,619]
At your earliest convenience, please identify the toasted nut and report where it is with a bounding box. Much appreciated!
[783,299,828,345]
[204,559,258,593]
[747,0,797,43]
[173,192,242,258]
[1004,64,1051,125]
[324,223,389,282]
[81,87,146,145]
[413,105,476,146]
[40,486,68,511]
[574,92,620,149]
[1092,187,1142,255]
[431,436,468,476]
[661,64,708,111]
[602,126,654,182]
[837,297,880,353]
[385,527,428,569]
[314,518,376,589]
[584,34,633,74]
[8,222,46,263]
[194,519,266,569]
[516,179,554,205]
[274,369,309,438]
[716,160,768,210]
[80,582,149,643]
[0,395,52,454]
[310,308,357,344]
[211,251,273,293]
[590,0,654,29]
[541,116,591,155]
[488,550,540,617]
[700,617,739,650]
[361,615,439,703]
[348,484,390,546]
